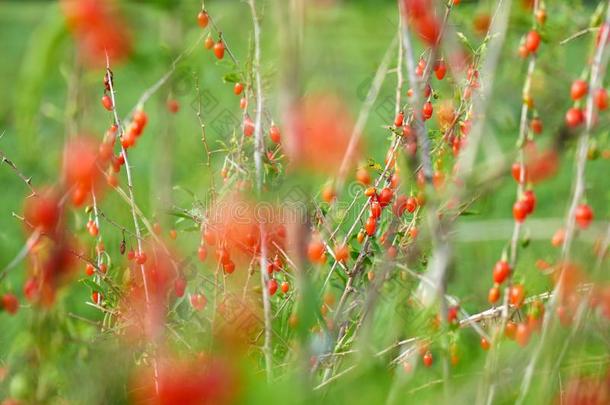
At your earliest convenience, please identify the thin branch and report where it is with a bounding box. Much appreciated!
[104,51,159,395]
[517,4,610,402]
[247,0,273,383]
[0,142,36,197]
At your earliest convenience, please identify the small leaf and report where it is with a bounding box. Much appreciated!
[456,32,475,53]
[223,72,242,83]
[166,209,193,220]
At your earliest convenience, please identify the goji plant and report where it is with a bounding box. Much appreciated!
[0,0,610,404]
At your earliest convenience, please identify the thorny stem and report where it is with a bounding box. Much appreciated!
[247,0,273,383]
[517,3,610,403]
[481,2,541,402]
[104,51,159,395]
[193,74,213,169]
[0,143,36,197]
[90,188,104,306]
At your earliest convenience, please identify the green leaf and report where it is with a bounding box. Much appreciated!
[80,278,108,297]
[166,209,193,220]
[223,72,242,83]
[456,32,475,54]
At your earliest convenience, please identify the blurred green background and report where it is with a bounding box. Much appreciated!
[0,0,609,403]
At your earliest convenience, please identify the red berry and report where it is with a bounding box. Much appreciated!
[565,107,584,127]
[422,101,433,120]
[269,125,281,144]
[23,277,38,302]
[511,162,526,183]
[378,187,394,207]
[92,291,101,304]
[88,222,98,237]
[190,293,207,311]
[136,252,147,265]
[169,229,177,240]
[72,187,87,207]
[575,204,593,229]
[2,294,19,315]
[531,117,543,134]
[239,97,247,110]
[268,279,278,296]
[493,260,511,284]
[204,35,214,50]
[197,245,207,262]
[203,228,217,245]
[281,281,290,294]
[322,185,336,203]
[365,216,377,237]
[216,247,231,265]
[307,239,326,263]
[488,286,500,304]
[213,40,225,60]
[423,351,433,367]
[525,30,541,53]
[166,99,180,113]
[394,112,404,127]
[423,84,432,98]
[536,8,547,25]
[101,95,113,111]
[519,45,529,58]
[505,321,517,339]
[334,244,349,263]
[551,228,565,247]
[234,82,244,95]
[223,260,235,274]
[24,191,61,234]
[243,117,255,137]
[370,201,382,218]
[174,277,186,297]
[513,200,528,223]
[516,323,530,347]
[85,263,95,276]
[197,11,209,28]
[121,131,135,149]
[447,306,459,323]
[406,196,418,213]
[509,284,525,307]
[595,88,609,110]
[480,337,490,351]
[570,79,588,101]
[434,60,447,80]
[133,110,148,129]
[273,257,283,272]
[522,190,536,214]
